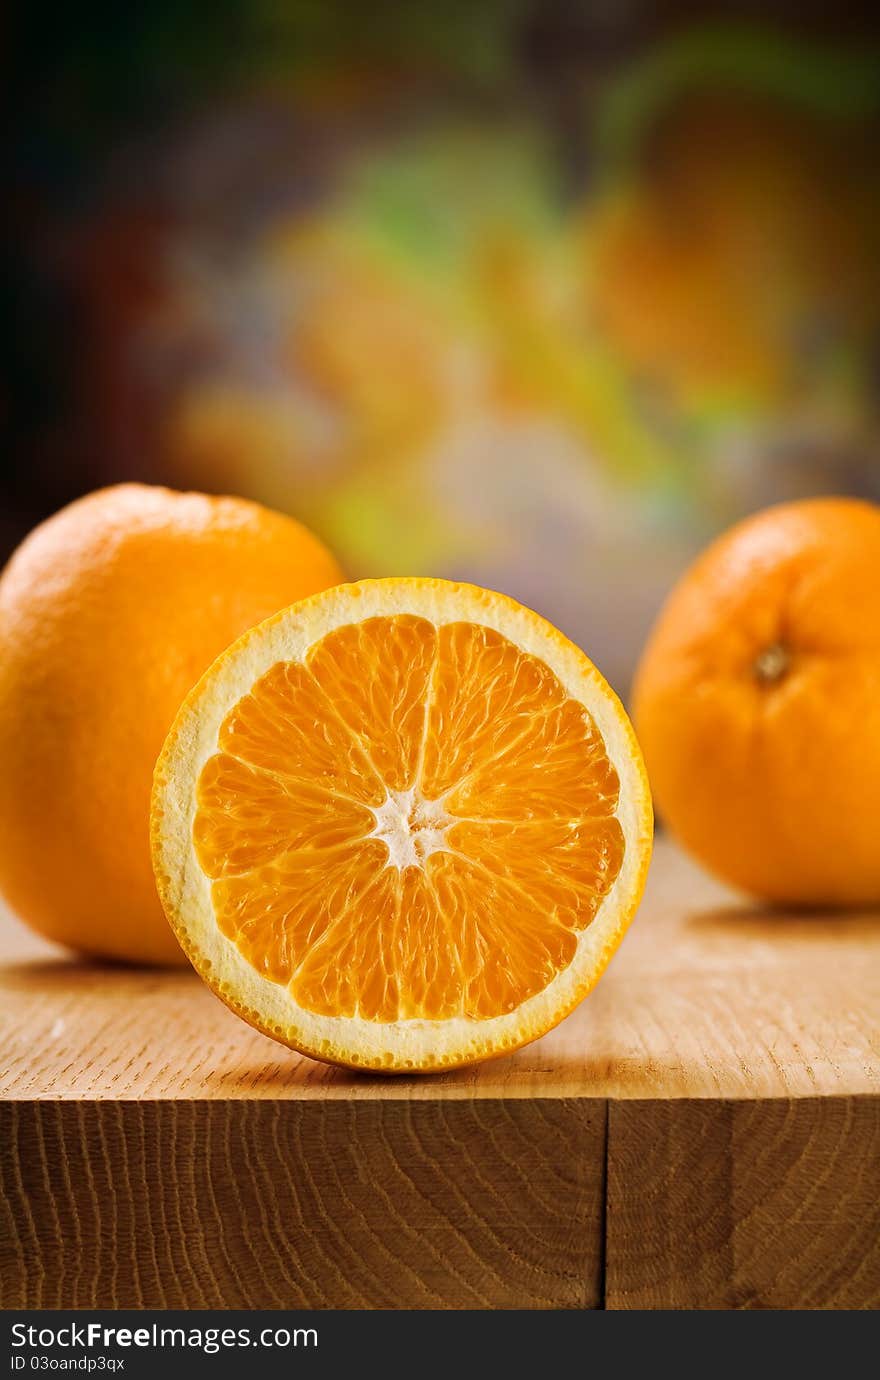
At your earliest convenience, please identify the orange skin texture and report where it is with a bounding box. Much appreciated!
[0,484,344,963]
[632,497,880,907]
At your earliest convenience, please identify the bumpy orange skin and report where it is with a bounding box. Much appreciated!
[0,484,343,963]
[633,498,880,907]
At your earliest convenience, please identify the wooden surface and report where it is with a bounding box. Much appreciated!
[1,840,878,1309]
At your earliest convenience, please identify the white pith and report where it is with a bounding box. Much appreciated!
[153,579,653,1069]
[368,787,457,870]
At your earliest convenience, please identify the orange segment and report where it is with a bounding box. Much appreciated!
[426,852,578,1017]
[445,696,621,821]
[194,757,374,878]
[292,862,404,1021]
[422,621,563,799]
[219,660,384,805]
[152,579,652,1072]
[194,614,625,1021]
[306,614,437,791]
[448,815,625,921]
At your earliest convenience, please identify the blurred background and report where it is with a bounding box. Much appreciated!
[4,1,879,698]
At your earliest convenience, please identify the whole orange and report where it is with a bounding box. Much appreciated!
[0,484,343,962]
[633,497,880,906]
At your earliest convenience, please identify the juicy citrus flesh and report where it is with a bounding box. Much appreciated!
[194,614,625,1023]
[153,580,652,1070]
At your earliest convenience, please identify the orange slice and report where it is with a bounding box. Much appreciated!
[151,579,652,1071]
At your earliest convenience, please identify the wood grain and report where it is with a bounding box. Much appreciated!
[1,840,878,1308]
[1,1099,603,1309]
[606,1097,880,1310]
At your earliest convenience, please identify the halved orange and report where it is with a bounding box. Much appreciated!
[151,579,652,1071]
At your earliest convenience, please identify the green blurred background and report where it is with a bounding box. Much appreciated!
[4,1,879,696]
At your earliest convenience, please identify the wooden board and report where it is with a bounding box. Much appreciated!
[1,840,878,1309]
